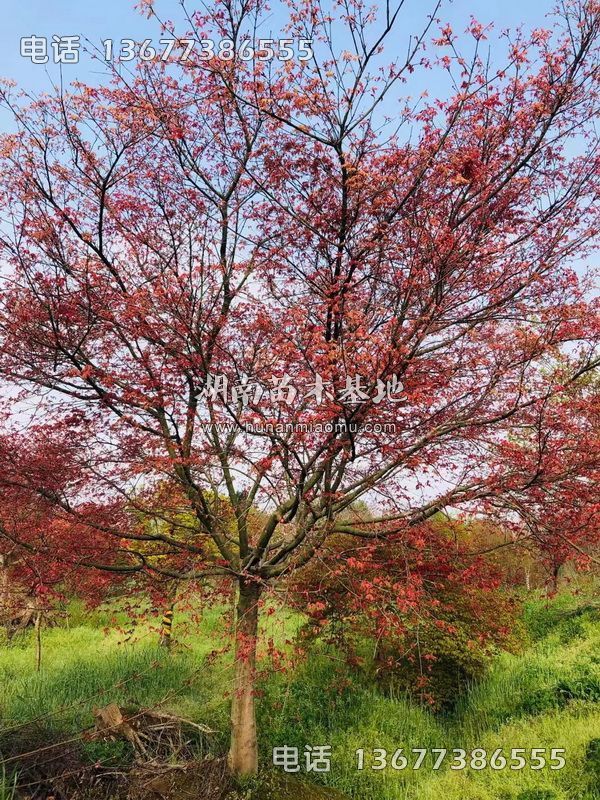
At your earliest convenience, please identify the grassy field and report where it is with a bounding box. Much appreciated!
[0,590,599,800]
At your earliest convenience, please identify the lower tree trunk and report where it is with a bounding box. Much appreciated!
[34,610,43,671]
[0,554,9,624]
[159,582,178,649]
[159,604,175,649]
[551,563,561,593]
[227,579,261,778]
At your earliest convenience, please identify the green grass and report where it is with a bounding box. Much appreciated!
[255,595,600,799]
[0,765,17,800]
[0,600,302,762]
[0,591,599,799]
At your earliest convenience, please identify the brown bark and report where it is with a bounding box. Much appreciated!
[35,610,43,671]
[159,604,175,649]
[551,562,562,593]
[0,554,9,624]
[158,582,178,648]
[227,579,261,777]
[159,594,176,649]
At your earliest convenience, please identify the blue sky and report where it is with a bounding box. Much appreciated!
[0,0,560,96]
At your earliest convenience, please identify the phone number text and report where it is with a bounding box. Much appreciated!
[102,38,313,62]
[355,747,566,771]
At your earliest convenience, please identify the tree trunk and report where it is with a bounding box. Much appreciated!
[227,579,261,778]
[229,577,238,635]
[159,583,178,649]
[159,603,175,649]
[0,554,13,638]
[34,610,43,671]
[0,554,9,623]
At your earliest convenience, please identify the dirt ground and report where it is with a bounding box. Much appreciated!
[1,711,349,800]
[4,743,348,800]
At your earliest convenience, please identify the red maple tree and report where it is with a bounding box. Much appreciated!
[1,0,600,775]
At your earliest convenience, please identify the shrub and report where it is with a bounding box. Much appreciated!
[288,524,524,709]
